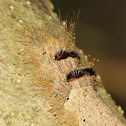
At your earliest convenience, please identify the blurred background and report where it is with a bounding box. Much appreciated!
[51,0,126,116]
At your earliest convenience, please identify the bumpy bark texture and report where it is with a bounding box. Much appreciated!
[0,0,126,125]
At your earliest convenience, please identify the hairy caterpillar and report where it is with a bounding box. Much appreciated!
[55,50,80,62]
[66,68,96,81]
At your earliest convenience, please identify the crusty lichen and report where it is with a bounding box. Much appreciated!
[0,0,78,125]
[95,83,126,124]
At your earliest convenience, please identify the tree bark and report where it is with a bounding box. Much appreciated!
[0,0,126,125]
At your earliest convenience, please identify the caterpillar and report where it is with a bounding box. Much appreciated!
[55,50,80,62]
[66,67,96,81]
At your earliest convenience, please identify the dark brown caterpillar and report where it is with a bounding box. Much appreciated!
[66,68,96,81]
[55,50,80,61]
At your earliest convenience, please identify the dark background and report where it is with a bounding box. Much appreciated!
[51,0,126,116]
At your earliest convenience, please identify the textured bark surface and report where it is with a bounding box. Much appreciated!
[0,0,126,125]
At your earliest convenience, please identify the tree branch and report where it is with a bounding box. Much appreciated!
[0,0,125,125]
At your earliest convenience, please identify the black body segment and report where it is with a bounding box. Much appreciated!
[68,51,80,61]
[55,50,68,60]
